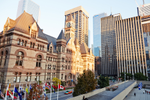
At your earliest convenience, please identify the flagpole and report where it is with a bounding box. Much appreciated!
[50,73,52,100]
[57,83,59,100]
[5,80,9,100]
[12,83,15,100]
[24,83,27,100]
[17,83,20,100]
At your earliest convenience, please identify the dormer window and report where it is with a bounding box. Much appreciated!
[50,46,52,53]
[31,30,36,39]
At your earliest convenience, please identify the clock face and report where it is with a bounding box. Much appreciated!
[67,22,70,27]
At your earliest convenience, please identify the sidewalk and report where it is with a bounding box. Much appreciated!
[124,88,150,100]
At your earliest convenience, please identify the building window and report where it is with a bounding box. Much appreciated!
[14,72,21,83]
[18,39,21,45]
[62,58,64,62]
[30,42,32,48]
[36,55,42,67]
[62,47,65,52]
[16,51,24,66]
[58,46,61,52]
[37,44,39,49]
[62,65,64,70]
[22,40,24,46]
[33,43,35,48]
[61,74,63,79]
[0,51,3,65]
[47,73,50,80]
[48,64,51,70]
[31,30,36,39]
[53,65,55,70]
[25,73,32,82]
[25,41,27,46]
[50,46,52,53]
[66,65,67,69]
[4,50,8,66]
[35,73,40,81]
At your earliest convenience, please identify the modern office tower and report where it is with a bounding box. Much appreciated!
[16,0,40,24]
[95,57,101,76]
[101,14,122,76]
[88,30,90,48]
[65,6,89,46]
[137,3,150,16]
[116,16,148,77]
[141,15,150,79]
[93,13,107,57]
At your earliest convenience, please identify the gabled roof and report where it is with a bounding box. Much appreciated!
[80,43,89,54]
[12,11,35,34]
[66,14,75,22]
[74,38,79,46]
[44,33,57,52]
[57,30,66,40]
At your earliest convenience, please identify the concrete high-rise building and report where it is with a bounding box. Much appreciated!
[101,14,121,76]
[65,6,89,46]
[141,15,150,79]
[116,16,148,77]
[137,3,150,16]
[93,13,107,57]
[16,0,40,24]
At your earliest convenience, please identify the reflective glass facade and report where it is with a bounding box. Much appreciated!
[101,14,121,76]
[93,13,107,57]
[142,16,150,79]
[17,0,40,24]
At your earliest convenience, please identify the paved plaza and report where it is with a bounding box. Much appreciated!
[88,81,134,100]
[124,88,150,100]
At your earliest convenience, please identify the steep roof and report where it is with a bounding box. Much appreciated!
[66,14,75,22]
[57,30,66,40]
[80,43,89,54]
[12,11,35,34]
[44,34,57,53]
[74,38,79,46]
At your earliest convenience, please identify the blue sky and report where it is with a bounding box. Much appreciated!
[0,0,150,47]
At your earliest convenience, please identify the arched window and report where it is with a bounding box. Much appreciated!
[0,51,3,65]
[36,55,42,67]
[16,51,24,66]
[18,39,21,45]
[4,50,8,66]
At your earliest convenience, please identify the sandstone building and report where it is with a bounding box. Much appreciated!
[0,11,94,89]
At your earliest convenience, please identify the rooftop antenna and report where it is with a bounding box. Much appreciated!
[143,0,145,5]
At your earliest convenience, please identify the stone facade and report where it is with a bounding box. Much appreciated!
[0,11,94,90]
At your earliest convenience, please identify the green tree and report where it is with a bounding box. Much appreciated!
[134,73,147,80]
[73,70,96,97]
[27,83,48,100]
[98,75,109,88]
[52,77,61,87]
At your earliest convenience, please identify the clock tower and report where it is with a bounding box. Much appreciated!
[65,14,75,41]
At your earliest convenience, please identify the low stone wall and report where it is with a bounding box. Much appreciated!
[137,81,150,85]
[111,81,137,100]
[67,80,129,100]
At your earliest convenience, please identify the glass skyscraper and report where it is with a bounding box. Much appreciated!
[93,13,107,57]
[101,14,122,76]
[16,0,40,24]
